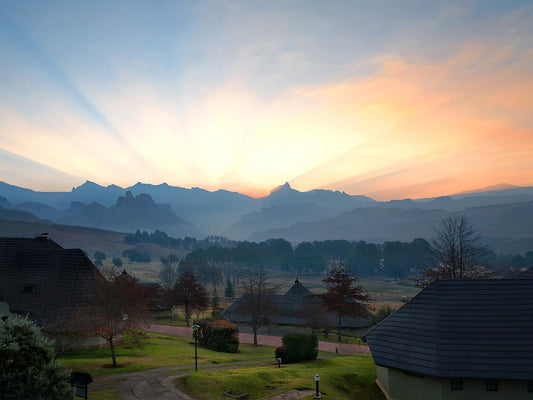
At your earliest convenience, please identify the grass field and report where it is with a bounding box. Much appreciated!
[90,389,122,400]
[175,354,385,400]
[60,332,277,377]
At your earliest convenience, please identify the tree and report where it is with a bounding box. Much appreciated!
[160,254,180,267]
[212,286,220,308]
[234,268,277,346]
[159,265,178,289]
[75,271,152,367]
[224,279,235,300]
[317,263,370,342]
[371,305,397,325]
[416,215,494,288]
[0,315,72,400]
[112,257,123,268]
[302,298,330,334]
[93,250,106,267]
[167,270,209,327]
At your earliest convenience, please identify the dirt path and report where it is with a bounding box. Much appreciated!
[146,324,370,355]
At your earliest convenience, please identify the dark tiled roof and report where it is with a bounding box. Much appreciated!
[223,279,370,328]
[0,237,101,327]
[365,279,533,380]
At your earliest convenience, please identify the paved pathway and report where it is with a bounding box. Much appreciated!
[146,324,370,356]
[91,324,370,399]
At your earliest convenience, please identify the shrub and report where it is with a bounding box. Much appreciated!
[197,320,239,353]
[0,315,73,400]
[282,333,318,363]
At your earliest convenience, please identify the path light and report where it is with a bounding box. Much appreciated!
[315,374,320,399]
[192,324,200,372]
[277,357,282,368]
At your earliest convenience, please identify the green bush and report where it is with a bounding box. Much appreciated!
[281,333,318,363]
[197,320,239,353]
[0,315,73,400]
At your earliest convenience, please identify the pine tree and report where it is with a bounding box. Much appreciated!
[224,279,235,300]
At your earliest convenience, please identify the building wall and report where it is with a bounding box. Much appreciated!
[377,366,533,400]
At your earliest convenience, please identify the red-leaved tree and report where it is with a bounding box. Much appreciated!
[75,270,153,367]
[317,263,370,342]
[166,270,209,327]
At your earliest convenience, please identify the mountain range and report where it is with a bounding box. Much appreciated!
[0,180,532,254]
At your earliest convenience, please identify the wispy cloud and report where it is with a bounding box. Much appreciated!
[0,1,531,198]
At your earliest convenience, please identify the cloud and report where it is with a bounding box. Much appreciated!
[0,1,531,198]
[290,41,533,199]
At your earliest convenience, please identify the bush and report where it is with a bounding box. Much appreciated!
[0,315,73,400]
[281,333,318,363]
[196,320,239,353]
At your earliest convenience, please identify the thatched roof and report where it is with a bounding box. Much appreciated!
[223,279,370,328]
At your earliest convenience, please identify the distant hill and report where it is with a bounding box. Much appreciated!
[0,206,49,223]
[249,207,448,244]
[248,201,533,254]
[0,218,128,257]
[1,180,532,253]
[228,183,376,239]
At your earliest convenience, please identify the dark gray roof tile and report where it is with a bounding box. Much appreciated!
[366,279,533,380]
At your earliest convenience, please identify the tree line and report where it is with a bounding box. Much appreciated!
[160,238,434,279]
[123,230,532,279]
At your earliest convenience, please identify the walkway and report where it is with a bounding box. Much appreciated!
[146,324,371,356]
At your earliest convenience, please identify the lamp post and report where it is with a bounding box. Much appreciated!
[192,324,200,372]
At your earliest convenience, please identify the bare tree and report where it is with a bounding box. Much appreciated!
[234,268,277,346]
[317,263,370,342]
[74,271,152,367]
[416,215,494,288]
[159,255,179,288]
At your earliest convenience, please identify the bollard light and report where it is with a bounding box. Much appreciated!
[315,374,321,399]
[277,358,282,368]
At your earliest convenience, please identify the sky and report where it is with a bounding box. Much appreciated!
[0,1,532,200]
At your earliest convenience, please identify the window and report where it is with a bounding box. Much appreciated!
[22,285,36,294]
[450,379,463,391]
[486,380,498,391]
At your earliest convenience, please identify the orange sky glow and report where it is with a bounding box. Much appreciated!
[0,2,531,200]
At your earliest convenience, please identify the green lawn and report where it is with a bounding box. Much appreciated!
[175,355,384,400]
[60,332,276,376]
[89,389,122,400]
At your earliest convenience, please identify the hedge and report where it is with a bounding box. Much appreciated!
[196,320,239,353]
[277,333,318,363]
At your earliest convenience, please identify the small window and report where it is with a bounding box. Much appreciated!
[450,379,463,391]
[486,380,498,391]
[22,285,36,294]
[527,382,533,393]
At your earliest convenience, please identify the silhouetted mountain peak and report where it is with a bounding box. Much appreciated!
[72,180,104,192]
[269,182,294,195]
